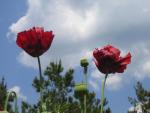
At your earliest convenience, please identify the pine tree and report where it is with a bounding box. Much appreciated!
[128,82,150,113]
[21,61,111,113]
[74,90,111,113]
[21,61,76,113]
[0,77,15,112]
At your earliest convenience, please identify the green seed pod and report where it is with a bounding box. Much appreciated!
[74,83,87,92]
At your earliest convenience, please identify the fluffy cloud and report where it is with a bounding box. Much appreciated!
[9,86,27,101]
[127,43,150,80]
[8,0,150,90]
[89,68,123,91]
[106,75,123,90]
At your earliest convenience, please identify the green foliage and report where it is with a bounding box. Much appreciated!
[21,101,38,113]
[128,82,150,113]
[0,78,16,113]
[0,78,7,110]
[128,111,136,113]
[21,60,111,113]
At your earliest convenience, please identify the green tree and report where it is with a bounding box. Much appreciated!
[74,90,111,113]
[22,61,76,113]
[128,82,150,113]
[0,77,15,112]
[22,61,111,113]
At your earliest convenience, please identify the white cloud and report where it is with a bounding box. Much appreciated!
[126,43,150,80]
[8,0,150,90]
[9,86,27,101]
[142,62,150,74]
[106,75,123,90]
[17,52,37,69]
[91,69,102,80]
[88,69,101,91]
[89,80,99,91]
[89,69,123,91]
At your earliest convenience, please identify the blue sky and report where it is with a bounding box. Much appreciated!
[0,0,150,113]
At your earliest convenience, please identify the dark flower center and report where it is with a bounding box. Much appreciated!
[101,56,120,73]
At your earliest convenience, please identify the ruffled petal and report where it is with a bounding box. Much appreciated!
[119,53,131,65]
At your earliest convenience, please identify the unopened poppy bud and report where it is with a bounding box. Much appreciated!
[80,59,89,68]
[80,59,89,74]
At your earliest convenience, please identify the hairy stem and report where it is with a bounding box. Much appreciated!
[84,67,88,113]
[37,56,43,112]
[100,74,108,113]
[5,91,18,113]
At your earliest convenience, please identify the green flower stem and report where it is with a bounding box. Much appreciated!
[84,94,86,113]
[37,56,43,112]
[4,93,10,111]
[84,67,88,113]
[14,93,18,113]
[100,74,108,113]
[81,108,83,113]
[84,67,88,87]
[57,105,60,113]
[4,91,18,113]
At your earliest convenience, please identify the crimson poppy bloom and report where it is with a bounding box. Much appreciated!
[93,45,131,74]
[16,27,54,57]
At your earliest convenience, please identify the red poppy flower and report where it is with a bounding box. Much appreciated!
[93,45,131,74]
[16,27,54,57]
